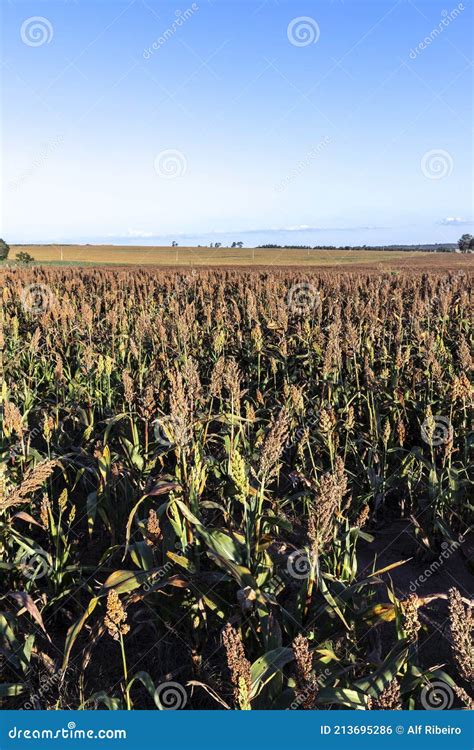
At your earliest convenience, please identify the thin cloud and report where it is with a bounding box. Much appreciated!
[125,228,154,238]
[103,225,387,241]
[438,217,473,227]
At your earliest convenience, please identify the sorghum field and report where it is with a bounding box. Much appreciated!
[10,244,474,270]
[0,264,472,711]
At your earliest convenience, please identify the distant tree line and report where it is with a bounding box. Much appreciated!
[173,241,244,248]
[256,241,473,253]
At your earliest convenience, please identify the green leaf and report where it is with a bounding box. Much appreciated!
[86,491,98,538]
[85,691,123,710]
[100,569,149,594]
[319,576,350,629]
[61,597,99,673]
[8,591,50,642]
[174,499,248,570]
[318,686,368,709]
[123,494,148,559]
[130,542,154,572]
[354,638,409,696]
[103,413,129,444]
[0,683,25,697]
[165,551,195,572]
[128,671,157,706]
[250,647,293,699]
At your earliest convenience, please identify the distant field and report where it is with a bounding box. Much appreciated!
[10,244,473,270]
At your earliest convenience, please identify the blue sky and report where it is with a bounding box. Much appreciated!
[1,0,472,247]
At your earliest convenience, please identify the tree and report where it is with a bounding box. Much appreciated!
[16,251,34,265]
[457,234,474,253]
[0,238,10,261]
[172,241,178,247]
